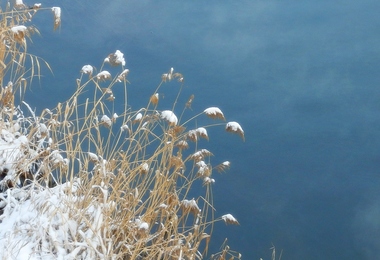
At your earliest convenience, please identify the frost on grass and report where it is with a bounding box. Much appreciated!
[187,128,210,142]
[14,0,24,7]
[0,180,120,259]
[175,140,189,150]
[33,3,42,9]
[133,112,143,123]
[187,129,198,142]
[161,110,178,126]
[196,161,210,177]
[120,124,130,133]
[221,214,239,225]
[88,152,99,163]
[100,114,112,128]
[11,25,27,34]
[117,69,129,82]
[11,25,28,42]
[215,161,231,173]
[161,67,184,83]
[191,149,213,162]
[203,176,215,185]
[0,130,29,191]
[204,107,225,121]
[112,113,118,121]
[196,127,209,140]
[181,198,201,215]
[81,65,93,75]
[226,121,245,141]
[51,7,61,30]
[104,50,126,67]
[139,162,149,174]
[96,71,111,81]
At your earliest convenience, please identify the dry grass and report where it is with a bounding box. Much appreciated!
[0,3,244,259]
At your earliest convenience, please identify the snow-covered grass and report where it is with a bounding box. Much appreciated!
[0,3,244,259]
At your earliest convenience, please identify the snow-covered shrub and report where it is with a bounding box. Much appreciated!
[0,3,243,260]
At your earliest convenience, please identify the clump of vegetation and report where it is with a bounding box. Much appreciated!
[0,2,244,259]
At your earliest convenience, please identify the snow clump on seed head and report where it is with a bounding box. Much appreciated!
[81,65,93,75]
[161,110,178,126]
[104,50,126,67]
[226,121,245,141]
[204,107,225,120]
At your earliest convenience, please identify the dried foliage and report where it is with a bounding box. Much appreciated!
[150,93,159,105]
[0,3,244,260]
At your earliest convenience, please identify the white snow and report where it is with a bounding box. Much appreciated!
[0,130,29,189]
[225,121,245,140]
[221,213,239,225]
[96,71,111,81]
[140,162,149,174]
[104,50,125,67]
[50,150,65,167]
[203,177,215,185]
[117,69,129,82]
[51,7,61,26]
[225,122,243,132]
[222,161,230,167]
[120,124,129,132]
[100,115,112,128]
[187,129,197,142]
[196,127,208,139]
[175,140,188,149]
[161,110,178,126]
[120,69,129,77]
[81,65,93,75]
[112,113,118,121]
[0,179,118,259]
[134,113,143,122]
[51,7,61,16]
[181,199,201,215]
[11,25,27,34]
[88,152,99,163]
[204,107,225,120]
[138,221,149,231]
[14,0,24,6]
[191,149,213,161]
[196,161,209,176]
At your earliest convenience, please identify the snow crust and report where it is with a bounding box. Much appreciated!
[0,179,113,259]
[11,25,27,34]
[221,213,239,225]
[104,50,125,67]
[96,71,111,81]
[204,107,225,120]
[161,110,178,125]
[80,65,93,75]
